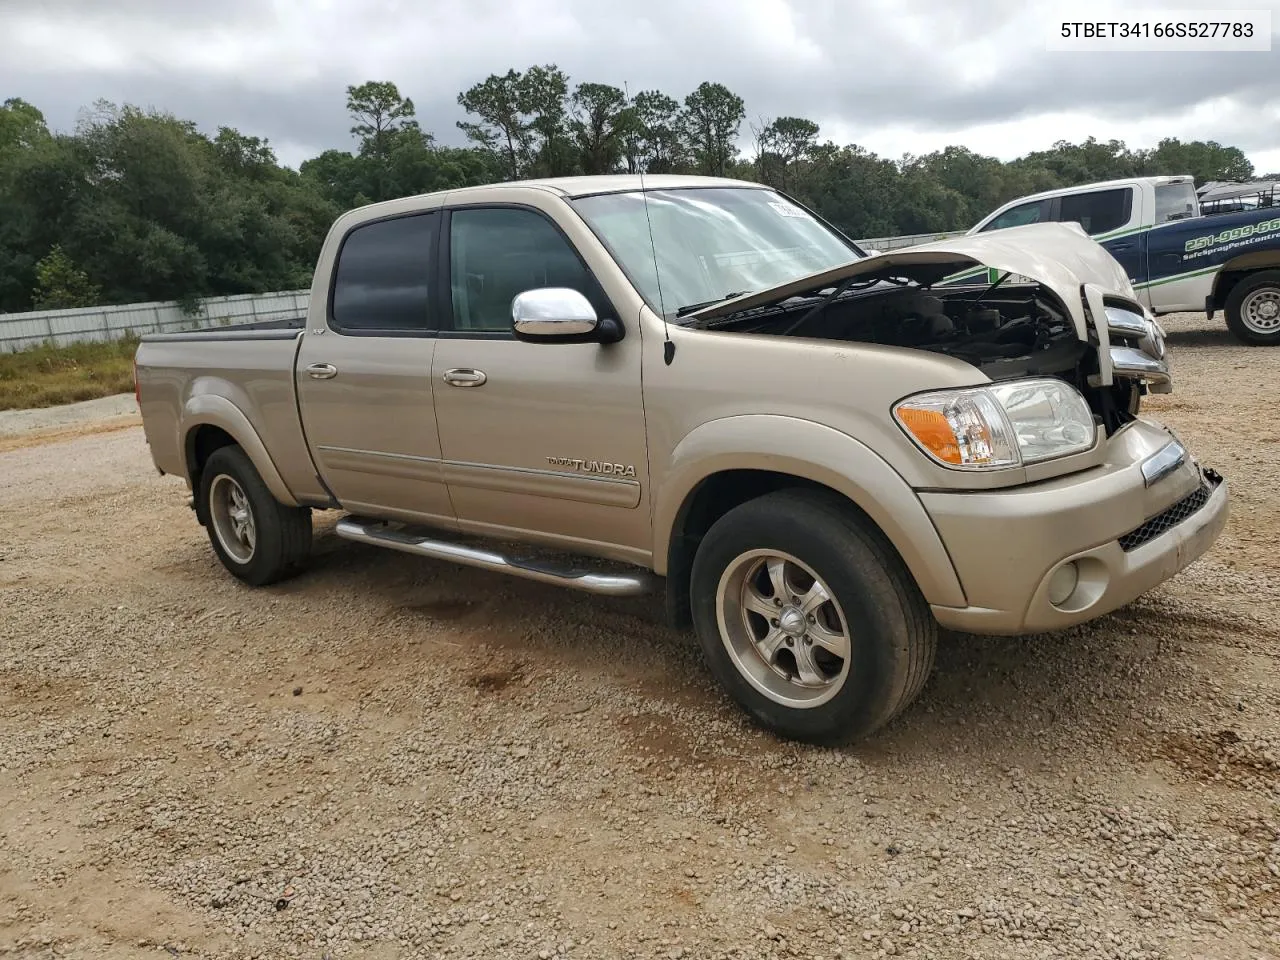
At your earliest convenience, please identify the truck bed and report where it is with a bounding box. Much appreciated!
[139,315,306,342]
[134,317,329,505]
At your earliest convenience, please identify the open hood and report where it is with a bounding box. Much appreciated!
[680,221,1137,338]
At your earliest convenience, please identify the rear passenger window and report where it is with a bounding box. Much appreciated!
[331,212,438,332]
[1057,188,1132,235]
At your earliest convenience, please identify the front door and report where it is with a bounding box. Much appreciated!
[295,208,456,528]
[429,203,651,565]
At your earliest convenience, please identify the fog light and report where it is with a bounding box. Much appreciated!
[1048,562,1079,606]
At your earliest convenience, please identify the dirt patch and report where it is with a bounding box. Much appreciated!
[0,413,141,453]
[403,597,483,621]
[1152,728,1280,789]
[466,660,529,691]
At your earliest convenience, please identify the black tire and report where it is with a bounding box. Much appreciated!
[689,488,937,745]
[1224,270,1280,346]
[199,445,312,586]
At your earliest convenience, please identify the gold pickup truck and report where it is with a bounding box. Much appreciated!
[134,174,1228,744]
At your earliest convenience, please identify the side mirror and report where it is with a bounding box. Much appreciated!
[511,288,624,344]
[861,248,882,257]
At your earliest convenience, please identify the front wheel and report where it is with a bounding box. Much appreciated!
[689,489,937,745]
[199,445,312,586]
[1224,270,1280,345]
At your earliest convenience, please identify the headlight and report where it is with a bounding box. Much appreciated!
[893,378,1096,470]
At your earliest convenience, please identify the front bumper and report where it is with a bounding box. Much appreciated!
[923,418,1229,635]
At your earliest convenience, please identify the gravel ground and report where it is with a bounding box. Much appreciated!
[0,393,138,438]
[1,312,1278,960]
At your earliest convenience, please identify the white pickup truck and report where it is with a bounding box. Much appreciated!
[955,175,1280,345]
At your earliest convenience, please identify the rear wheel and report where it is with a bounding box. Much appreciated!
[689,489,937,745]
[1224,270,1280,345]
[199,445,312,585]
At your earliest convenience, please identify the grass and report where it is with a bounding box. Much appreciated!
[0,335,139,411]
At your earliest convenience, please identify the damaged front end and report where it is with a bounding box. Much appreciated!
[679,222,1171,438]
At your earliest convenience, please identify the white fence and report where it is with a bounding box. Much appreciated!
[856,230,965,252]
[0,229,968,352]
[0,290,310,352]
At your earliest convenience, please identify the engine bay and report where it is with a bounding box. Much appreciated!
[713,278,1141,434]
[738,282,1082,374]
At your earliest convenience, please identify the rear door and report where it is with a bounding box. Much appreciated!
[1050,186,1147,287]
[428,199,651,564]
[1051,186,1137,239]
[295,207,456,528]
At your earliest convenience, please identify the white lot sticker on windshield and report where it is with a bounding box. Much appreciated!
[769,200,811,218]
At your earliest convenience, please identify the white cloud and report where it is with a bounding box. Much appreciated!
[1,0,1278,175]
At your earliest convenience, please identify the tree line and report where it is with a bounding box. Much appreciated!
[0,65,1261,313]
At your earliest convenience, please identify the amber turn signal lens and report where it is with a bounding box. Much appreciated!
[892,388,1019,469]
[895,408,964,464]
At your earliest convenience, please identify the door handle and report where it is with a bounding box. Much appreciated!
[443,368,487,387]
[306,363,338,380]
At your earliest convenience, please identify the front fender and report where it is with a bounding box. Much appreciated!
[181,393,299,507]
[652,414,967,608]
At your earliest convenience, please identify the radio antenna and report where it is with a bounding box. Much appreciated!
[626,79,674,365]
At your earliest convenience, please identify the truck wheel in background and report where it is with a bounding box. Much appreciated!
[688,488,937,745]
[1224,270,1280,345]
[199,445,312,586]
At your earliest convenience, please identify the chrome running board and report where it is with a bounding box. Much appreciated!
[334,518,658,597]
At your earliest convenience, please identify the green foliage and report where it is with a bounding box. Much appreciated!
[1140,137,1253,183]
[455,65,576,178]
[0,333,139,411]
[0,99,339,313]
[456,69,529,178]
[569,83,634,175]
[753,115,820,189]
[630,91,685,173]
[0,67,1261,315]
[346,81,418,159]
[681,82,746,177]
[0,97,50,152]
[32,245,101,309]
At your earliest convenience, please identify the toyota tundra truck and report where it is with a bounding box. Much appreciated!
[957,174,1280,345]
[133,174,1229,745]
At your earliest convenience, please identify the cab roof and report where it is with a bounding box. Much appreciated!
[995,174,1195,207]
[349,174,766,219]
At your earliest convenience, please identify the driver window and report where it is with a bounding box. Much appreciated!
[448,207,602,333]
[982,200,1047,231]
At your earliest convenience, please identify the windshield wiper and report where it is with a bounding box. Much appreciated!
[675,291,750,318]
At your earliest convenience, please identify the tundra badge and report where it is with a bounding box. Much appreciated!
[546,457,637,478]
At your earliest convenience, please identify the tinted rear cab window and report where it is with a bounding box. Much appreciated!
[331,212,438,332]
[1154,182,1198,223]
[1057,188,1132,235]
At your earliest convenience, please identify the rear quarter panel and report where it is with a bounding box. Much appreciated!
[135,332,328,504]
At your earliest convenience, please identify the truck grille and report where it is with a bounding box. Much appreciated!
[1117,469,1221,552]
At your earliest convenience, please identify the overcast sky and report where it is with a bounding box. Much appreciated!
[3,0,1279,177]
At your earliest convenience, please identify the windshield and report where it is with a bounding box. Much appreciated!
[568,187,863,320]
[1155,181,1199,223]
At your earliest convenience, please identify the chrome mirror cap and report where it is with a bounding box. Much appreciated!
[511,288,599,337]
